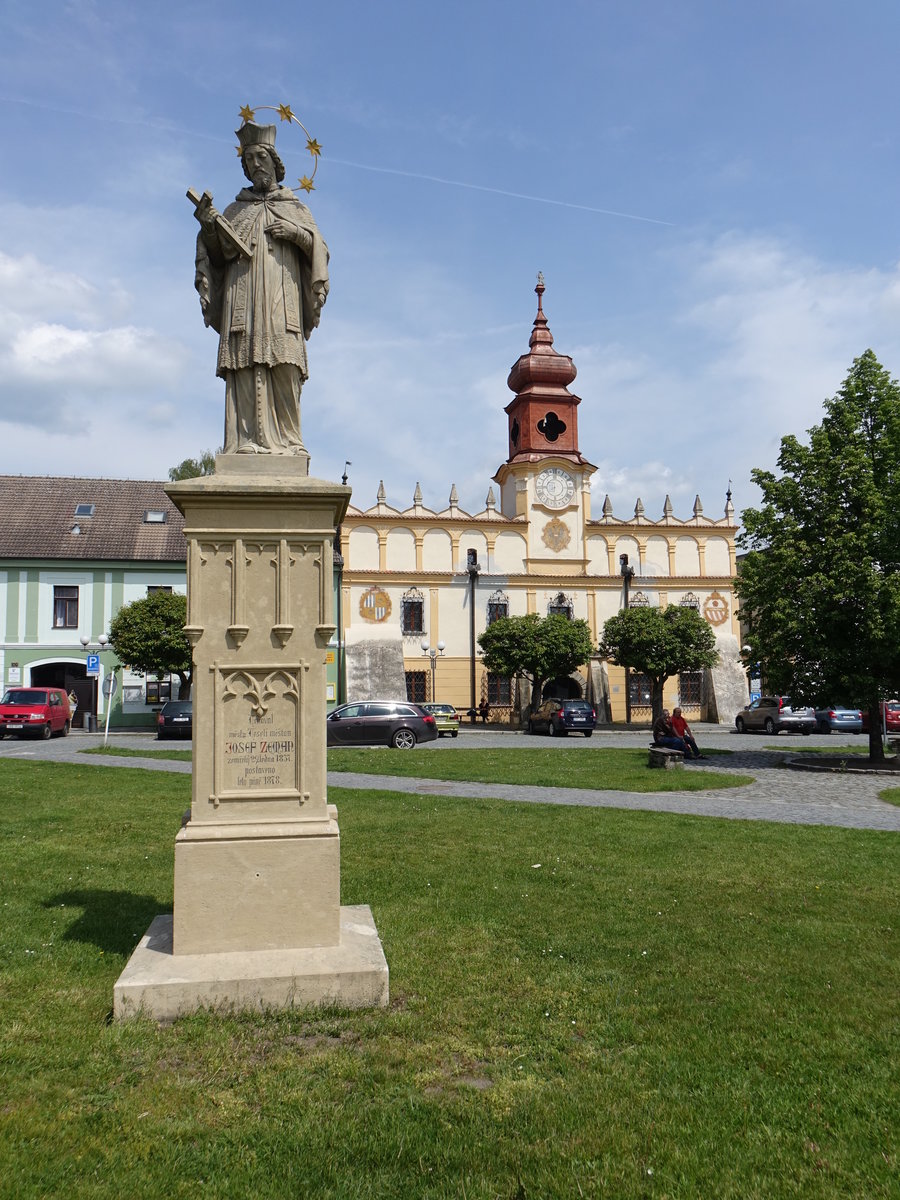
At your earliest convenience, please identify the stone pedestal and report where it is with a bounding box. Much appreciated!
[114,458,388,1019]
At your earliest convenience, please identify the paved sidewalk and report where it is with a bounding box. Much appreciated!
[2,728,899,831]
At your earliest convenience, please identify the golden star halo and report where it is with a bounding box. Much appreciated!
[237,103,322,189]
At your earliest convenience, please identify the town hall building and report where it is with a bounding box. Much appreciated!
[0,281,744,728]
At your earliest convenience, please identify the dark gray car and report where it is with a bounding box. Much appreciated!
[735,696,815,735]
[157,700,193,740]
[326,701,438,749]
[527,698,596,737]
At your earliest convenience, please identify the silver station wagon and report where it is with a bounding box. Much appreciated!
[735,696,815,735]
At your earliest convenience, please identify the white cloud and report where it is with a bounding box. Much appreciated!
[0,248,195,434]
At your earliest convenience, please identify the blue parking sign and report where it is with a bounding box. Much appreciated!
[86,654,100,676]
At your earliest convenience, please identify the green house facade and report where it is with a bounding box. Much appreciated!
[0,475,345,729]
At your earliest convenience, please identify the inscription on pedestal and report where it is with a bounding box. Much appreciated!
[224,710,296,791]
[213,666,307,803]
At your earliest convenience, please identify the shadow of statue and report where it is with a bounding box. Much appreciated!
[43,888,167,956]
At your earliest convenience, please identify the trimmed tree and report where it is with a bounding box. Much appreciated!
[478,613,595,715]
[599,605,719,722]
[108,591,194,700]
[737,349,900,761]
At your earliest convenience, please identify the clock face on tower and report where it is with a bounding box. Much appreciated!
[535,467,576,509]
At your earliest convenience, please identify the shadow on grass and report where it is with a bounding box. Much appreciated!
[43,888,167,955]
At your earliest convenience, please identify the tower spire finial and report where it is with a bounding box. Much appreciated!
[535,271,545,312]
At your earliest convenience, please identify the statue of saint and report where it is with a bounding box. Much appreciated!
[191,122,329,456]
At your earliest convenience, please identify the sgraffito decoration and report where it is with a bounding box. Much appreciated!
[703,590,730,626]
[359,586,391,623]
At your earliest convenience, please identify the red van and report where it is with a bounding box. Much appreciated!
[0,687,72,739]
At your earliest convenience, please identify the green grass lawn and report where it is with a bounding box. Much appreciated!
[328,745,749,792]
[1,759,897,1198]
[82,745,747,792]
[81,746,193,762]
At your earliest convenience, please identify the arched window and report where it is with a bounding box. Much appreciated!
[400,587,425,635]
[487,590,509,625]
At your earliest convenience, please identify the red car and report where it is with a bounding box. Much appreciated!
[861,702,900,733]
[0,687,72,739]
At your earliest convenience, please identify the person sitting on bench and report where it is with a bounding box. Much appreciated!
[652,709,688,755]
[671,706,705,760]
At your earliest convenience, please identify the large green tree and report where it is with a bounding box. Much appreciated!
[168,450,217,480]
[599,605,719,721]
[108,591,193,700]
[478,613,595,715]
[737,349,900,760]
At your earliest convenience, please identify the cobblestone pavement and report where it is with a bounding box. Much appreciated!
[2,725,899,832]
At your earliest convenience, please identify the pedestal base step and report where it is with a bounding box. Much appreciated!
[114,905,388,1022]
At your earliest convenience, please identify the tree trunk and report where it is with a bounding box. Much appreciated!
[650,678,665,723]
[177,672,192,701]
[868,696,885,762]
[529,676,545,715]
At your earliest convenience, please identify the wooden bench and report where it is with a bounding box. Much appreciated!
[648,745,684,769]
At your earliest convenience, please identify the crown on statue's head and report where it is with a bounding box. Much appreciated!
[235,121,277,152]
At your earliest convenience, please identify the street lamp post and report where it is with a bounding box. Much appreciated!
[79,632,111,739]
[619,553,635,724]
[466,550,481,724]
[420,641,445,702]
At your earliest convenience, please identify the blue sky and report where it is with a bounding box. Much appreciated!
[3,0,900,522]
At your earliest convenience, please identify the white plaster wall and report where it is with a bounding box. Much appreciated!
[643,536,670,578]
[492,531,527,573]
[705,536,731,576]
[437,581,477,652]
[457,531,488,572]
[586,535,609,575]
[675,536,701,576]
[422,529,452,572]
[348,526,379,571]
[615,536,641,573]
[385,527,416,572]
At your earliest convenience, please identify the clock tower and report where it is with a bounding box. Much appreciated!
[494,278,596,566]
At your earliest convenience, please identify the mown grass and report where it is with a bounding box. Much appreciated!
[82,744,746,792]
[81,746,192,762]
[878,787,900,807]
[1,760,898,1196]
[328,745,749,793]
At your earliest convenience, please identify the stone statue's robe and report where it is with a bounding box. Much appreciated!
[195,186,329,455]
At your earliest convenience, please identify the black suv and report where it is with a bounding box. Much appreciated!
[527,698,596,737]
[157,700,193,740]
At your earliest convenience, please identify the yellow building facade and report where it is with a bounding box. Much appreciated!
[339,281,742,723]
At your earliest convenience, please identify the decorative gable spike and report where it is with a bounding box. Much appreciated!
[663,494,673,518]
[602,494,613,517]
[413,482,423,505]
[634,497,645,518]
[377,480,386,503]
[693,494,703,516]
[449,484,459,506]
[486,487,496,510]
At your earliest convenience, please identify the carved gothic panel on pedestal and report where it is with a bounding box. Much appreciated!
[190,537,330,648]
[213,665,308,805]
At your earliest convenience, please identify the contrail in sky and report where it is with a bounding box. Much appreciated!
[327,158,675,226]
[2,94,674,226]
